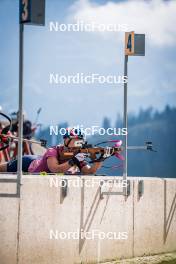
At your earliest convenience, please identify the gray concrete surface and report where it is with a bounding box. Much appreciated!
[0,175,176,264]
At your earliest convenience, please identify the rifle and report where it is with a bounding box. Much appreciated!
[59,140,156,164]
[0,112,47,151]
[0,133,47,149]
[59,143,123,163]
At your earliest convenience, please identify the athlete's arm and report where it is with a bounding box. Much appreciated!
[81,162,102,175]
[47,156,72,173]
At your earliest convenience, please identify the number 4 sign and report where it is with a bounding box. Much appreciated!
[125,31,135,55]
[125,31,145,56]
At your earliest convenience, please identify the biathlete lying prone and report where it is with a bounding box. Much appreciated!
[0,129,102,175]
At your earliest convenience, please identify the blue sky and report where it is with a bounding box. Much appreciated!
[0,0,176,127]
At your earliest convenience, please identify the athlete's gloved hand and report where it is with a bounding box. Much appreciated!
[74,153,87,162]
[102,147,112,158]
[69,153,87,169]
[90,147,112,163]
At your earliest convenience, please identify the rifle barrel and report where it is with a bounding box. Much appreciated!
[0,133,44,146]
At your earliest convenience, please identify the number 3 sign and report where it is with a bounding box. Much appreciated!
[20,0,31,23]
[19,0,45,26]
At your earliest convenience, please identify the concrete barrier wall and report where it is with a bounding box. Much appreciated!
[0,175,176,264]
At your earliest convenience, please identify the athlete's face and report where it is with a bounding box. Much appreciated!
[64,138,78,148]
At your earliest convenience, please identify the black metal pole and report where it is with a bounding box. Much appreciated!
[123,54,128,196]
[17,23,24,197]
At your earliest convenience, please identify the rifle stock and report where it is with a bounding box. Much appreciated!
[60,145,123,162]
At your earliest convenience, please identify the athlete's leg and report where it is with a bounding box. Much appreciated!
[22,155,38,172]
[0,162,7,172]
[6,155,38,173]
